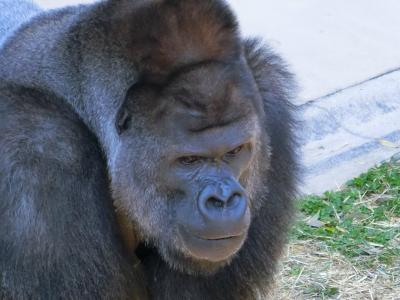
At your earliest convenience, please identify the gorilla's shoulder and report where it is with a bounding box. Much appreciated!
[0,83,101,171]
[0,0,40,46]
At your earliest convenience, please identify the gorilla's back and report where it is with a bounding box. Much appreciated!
[0,0,40,47]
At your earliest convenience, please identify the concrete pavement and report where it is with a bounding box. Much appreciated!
[227,1,400,193]
[300,70,400,193]
[34,0,400,194]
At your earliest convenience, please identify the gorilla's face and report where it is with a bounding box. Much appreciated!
[111,61,267,274]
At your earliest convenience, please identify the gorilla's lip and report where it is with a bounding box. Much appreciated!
[199,234,243,241]
[183,226,249,242]
[179,227,247,262]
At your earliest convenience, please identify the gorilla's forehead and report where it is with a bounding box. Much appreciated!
[162,61,259,130]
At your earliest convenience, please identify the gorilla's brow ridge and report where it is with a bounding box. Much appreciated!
[165,59,224,87]
[188,114,245,133]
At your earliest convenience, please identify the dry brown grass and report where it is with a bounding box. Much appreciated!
[270,239,400,300]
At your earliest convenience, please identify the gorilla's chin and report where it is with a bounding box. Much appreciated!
[163,248,233,276]
[157,230,247,276]
[179,227,247,263]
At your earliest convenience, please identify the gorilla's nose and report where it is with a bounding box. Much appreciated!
[197,179,249,237]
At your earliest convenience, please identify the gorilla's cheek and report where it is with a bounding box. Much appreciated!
[111,154,173,242]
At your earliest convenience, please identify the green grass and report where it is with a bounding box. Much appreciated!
[273,161,400,299]
[292,162,400,268]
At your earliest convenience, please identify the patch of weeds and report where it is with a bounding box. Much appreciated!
[292,162,400,267]
[304,285,339,298]
[288,264,303,276]
[323,286,339,298]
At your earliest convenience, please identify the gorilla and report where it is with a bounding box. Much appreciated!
[0,0,298,299]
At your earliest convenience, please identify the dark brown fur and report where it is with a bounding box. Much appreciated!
[111,0,241,83]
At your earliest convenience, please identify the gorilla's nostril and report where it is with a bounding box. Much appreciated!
[206,193,242,210]
[227,193,241,208]
[207,197,225,209]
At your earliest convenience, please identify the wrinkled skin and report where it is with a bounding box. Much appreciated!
[0,0,298,299]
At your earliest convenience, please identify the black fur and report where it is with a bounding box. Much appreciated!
[0,84,148,299]
[0,0,298,299]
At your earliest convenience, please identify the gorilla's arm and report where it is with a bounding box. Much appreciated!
[0,84,147,299]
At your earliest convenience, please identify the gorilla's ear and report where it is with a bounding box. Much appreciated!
[115,105,132,135]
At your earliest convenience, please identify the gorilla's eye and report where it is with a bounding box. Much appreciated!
[179,156,203,165]
[225,145,244,157]
[116,109,132,135]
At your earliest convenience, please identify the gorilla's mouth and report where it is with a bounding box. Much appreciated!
[203,236,238,241]
[179,227,247,263]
